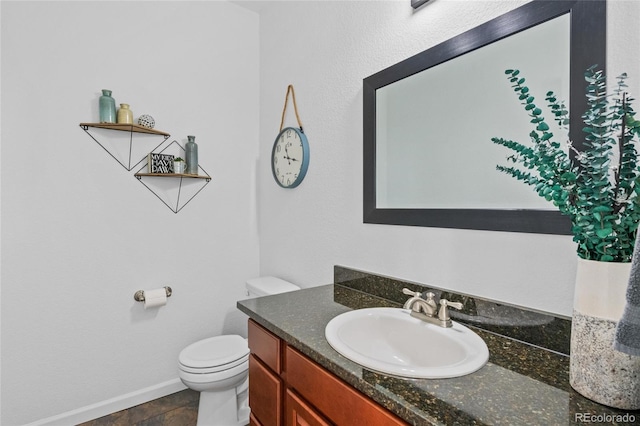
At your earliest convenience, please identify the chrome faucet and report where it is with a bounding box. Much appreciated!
[403,288,437,315]
[402,288,463,328]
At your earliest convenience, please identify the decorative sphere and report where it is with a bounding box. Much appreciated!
[137,114,155,129]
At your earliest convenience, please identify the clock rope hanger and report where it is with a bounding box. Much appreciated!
[271,85,310,188]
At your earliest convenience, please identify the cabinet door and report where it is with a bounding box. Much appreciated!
[249,354,282,426]
[250,413,264,426]
[285,389,331,426]
[248,319,282,373]
[285,346,408,426]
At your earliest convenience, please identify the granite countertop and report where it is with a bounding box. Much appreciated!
[237,269,637,425]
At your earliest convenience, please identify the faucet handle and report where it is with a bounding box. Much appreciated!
[402,288,422,297]
[438,299,463,323]
[442,300,463,311]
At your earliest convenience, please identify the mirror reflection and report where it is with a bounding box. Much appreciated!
[363,0,606,234]
[376,14,569,210]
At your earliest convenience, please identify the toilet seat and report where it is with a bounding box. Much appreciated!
[179,335,249,374]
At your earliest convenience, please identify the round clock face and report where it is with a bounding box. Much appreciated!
[271,127,309,188]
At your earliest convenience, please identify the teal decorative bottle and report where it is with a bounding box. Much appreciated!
[185,135,198,175]
[99,89,116,123]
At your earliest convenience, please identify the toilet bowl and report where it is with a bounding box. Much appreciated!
[178,277,300,426]
[179,335,250,426]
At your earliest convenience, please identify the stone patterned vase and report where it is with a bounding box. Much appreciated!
[570,258,640,409]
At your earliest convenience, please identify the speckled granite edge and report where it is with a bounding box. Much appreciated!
[237,286,436,425]
[334,283,572,392]
[335,265,572,355]
[238,282,638,425]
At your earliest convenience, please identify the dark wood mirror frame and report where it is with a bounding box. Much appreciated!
[363,0,606,234]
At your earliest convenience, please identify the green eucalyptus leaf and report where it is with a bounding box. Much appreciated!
[494,66,640,262]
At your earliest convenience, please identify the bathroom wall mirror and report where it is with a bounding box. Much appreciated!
[363,0,606,234]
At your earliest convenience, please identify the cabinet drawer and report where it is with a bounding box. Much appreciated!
[285,346,408,426]
[249,354,282,426]
[285,389,331,426]
[249,413,263,426]
[248,319,282,373]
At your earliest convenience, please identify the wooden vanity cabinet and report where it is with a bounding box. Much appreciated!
[247,319,408,426]
[248,320,283,426]
[285,389,330,426]
[249,354,282,426]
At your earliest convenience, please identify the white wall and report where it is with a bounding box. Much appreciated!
[1,1,259,425]
[256,0,640,316]
[2,0,639,424]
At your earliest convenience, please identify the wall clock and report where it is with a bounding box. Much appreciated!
[271,85,309,188]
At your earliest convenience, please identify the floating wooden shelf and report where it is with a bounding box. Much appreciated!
[133,140,211,213]
[80,122,170,136]
[134,169,211,214]
[134,172,210,180]
[79,122,171,171]
[80,120,211,214]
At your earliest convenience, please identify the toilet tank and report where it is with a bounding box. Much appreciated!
[245,276,300,298]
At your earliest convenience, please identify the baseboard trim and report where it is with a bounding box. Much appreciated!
[24,378,187,426]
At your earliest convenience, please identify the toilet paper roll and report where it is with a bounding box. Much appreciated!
[143,288,167,309]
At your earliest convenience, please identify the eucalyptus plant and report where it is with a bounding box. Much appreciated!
[492,66,640,262]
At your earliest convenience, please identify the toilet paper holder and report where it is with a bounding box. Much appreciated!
[134,286,172,302]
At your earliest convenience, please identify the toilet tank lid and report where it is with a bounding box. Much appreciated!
[246,276,300,296]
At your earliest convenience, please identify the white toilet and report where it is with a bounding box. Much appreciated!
[178,277,300,426]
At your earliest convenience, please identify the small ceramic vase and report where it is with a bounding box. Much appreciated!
[174,160,186,174]
[117,103,133,124]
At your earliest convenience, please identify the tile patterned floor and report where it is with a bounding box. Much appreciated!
[78,389,199,426]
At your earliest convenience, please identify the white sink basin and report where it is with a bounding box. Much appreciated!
[325,307,489,379]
